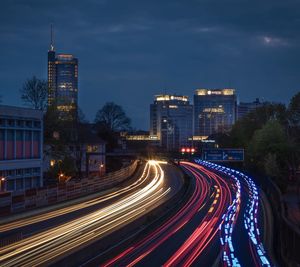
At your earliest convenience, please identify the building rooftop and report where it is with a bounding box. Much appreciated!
[195,89,235,96]
[155,94,189,102]
[0,105,43,119]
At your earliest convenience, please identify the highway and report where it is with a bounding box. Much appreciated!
[99,160,272,267]
[0,160,183,267]
[198,160,272,267]
[0,159,272,266]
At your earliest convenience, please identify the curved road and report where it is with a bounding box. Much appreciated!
[0,160,183,267]
[100,160,272,267]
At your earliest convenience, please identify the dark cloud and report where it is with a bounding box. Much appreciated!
[0,0,300,129]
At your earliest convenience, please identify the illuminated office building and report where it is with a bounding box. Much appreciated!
[193,89,237,137]
[47,27,78,121]
[150,94,193,151]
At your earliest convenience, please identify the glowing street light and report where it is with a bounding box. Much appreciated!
[58,173,65,183]
[0,177,6,192]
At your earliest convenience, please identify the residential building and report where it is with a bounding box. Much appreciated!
[194,89,237,138]
[238,98,263,120]
[150,94,193,151]
[0,105,43,191]
[48,27,78,121]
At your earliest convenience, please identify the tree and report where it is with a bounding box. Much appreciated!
[287,92,300,127]
[94,102,131,131]
[20,76,47,111]
[247,120,291,179]
[49,156,77,183]
[227,103,287,148]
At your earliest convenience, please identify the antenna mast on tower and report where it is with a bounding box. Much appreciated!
[50,23,55,51]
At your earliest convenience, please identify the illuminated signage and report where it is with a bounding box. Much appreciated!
[195,89,235,96]
[155,95,188,102]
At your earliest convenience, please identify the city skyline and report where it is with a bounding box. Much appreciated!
[1,0,300,130]
[0,2,299,266]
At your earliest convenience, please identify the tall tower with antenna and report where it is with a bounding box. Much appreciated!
[46,24,79,121]
[48,23,56,107]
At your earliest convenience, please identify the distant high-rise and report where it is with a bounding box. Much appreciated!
[193,89,237,137]
[47,25,78,121]
[237,98,263,120]
[150,94,193,151]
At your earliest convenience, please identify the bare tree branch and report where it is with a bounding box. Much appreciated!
[20,76,48,111]
[94,102,131,132]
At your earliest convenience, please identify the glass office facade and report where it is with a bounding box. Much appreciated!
[48,50,78,121]
[194,89,237,137]
[150,95,193,151]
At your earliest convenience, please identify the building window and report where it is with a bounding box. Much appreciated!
[16,179,23,191]
[25,177,31,189]
[25,121,32,128]
[16,130,23,159]
[24,168,32,175]
[32,176,40,187]
[6,179,14,191]
[34,121,41,128]
[8,120,15,127]
[87,145,98,152]
[33,168,40,174]
[0,129,4,160]
[6,130,15,160]
[17,120,23,127]
[33,132,41,158]
[7,169,15,177]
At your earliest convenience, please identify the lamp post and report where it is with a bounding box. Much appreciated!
[58,173,64,183]
[0,177,6,192]
[99,163,104,176]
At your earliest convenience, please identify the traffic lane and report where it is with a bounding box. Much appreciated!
[195,160,272,267]
[102,162,230,267]
[0,161,179,267]
[233,179,269,267]
[73,162,186,267]
[0,162,147,236]
[166,164,234,267]
[135,188,217,267]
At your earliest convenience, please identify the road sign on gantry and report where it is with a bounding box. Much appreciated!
[202,148,244,162]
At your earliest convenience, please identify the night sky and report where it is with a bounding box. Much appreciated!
[1,0,299,129]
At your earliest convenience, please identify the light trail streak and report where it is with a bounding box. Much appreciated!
[0,162,152,232]
[196,160,272,267]
[103,161,233,267]
[0,161,170,267]
[164,163,233,267]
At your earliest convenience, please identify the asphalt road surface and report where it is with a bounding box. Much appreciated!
[0,160,183,267]
[100,160,272,267]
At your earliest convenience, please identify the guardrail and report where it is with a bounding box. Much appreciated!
[0,160,138,217]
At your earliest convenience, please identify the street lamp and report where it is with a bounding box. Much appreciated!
[58,173,64,183]
[99,163,105,176]
[0,177,6,192]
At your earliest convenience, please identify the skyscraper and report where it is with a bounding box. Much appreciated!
[150,94,193,151]
[47,26,78,121]
[193,89,237,137]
